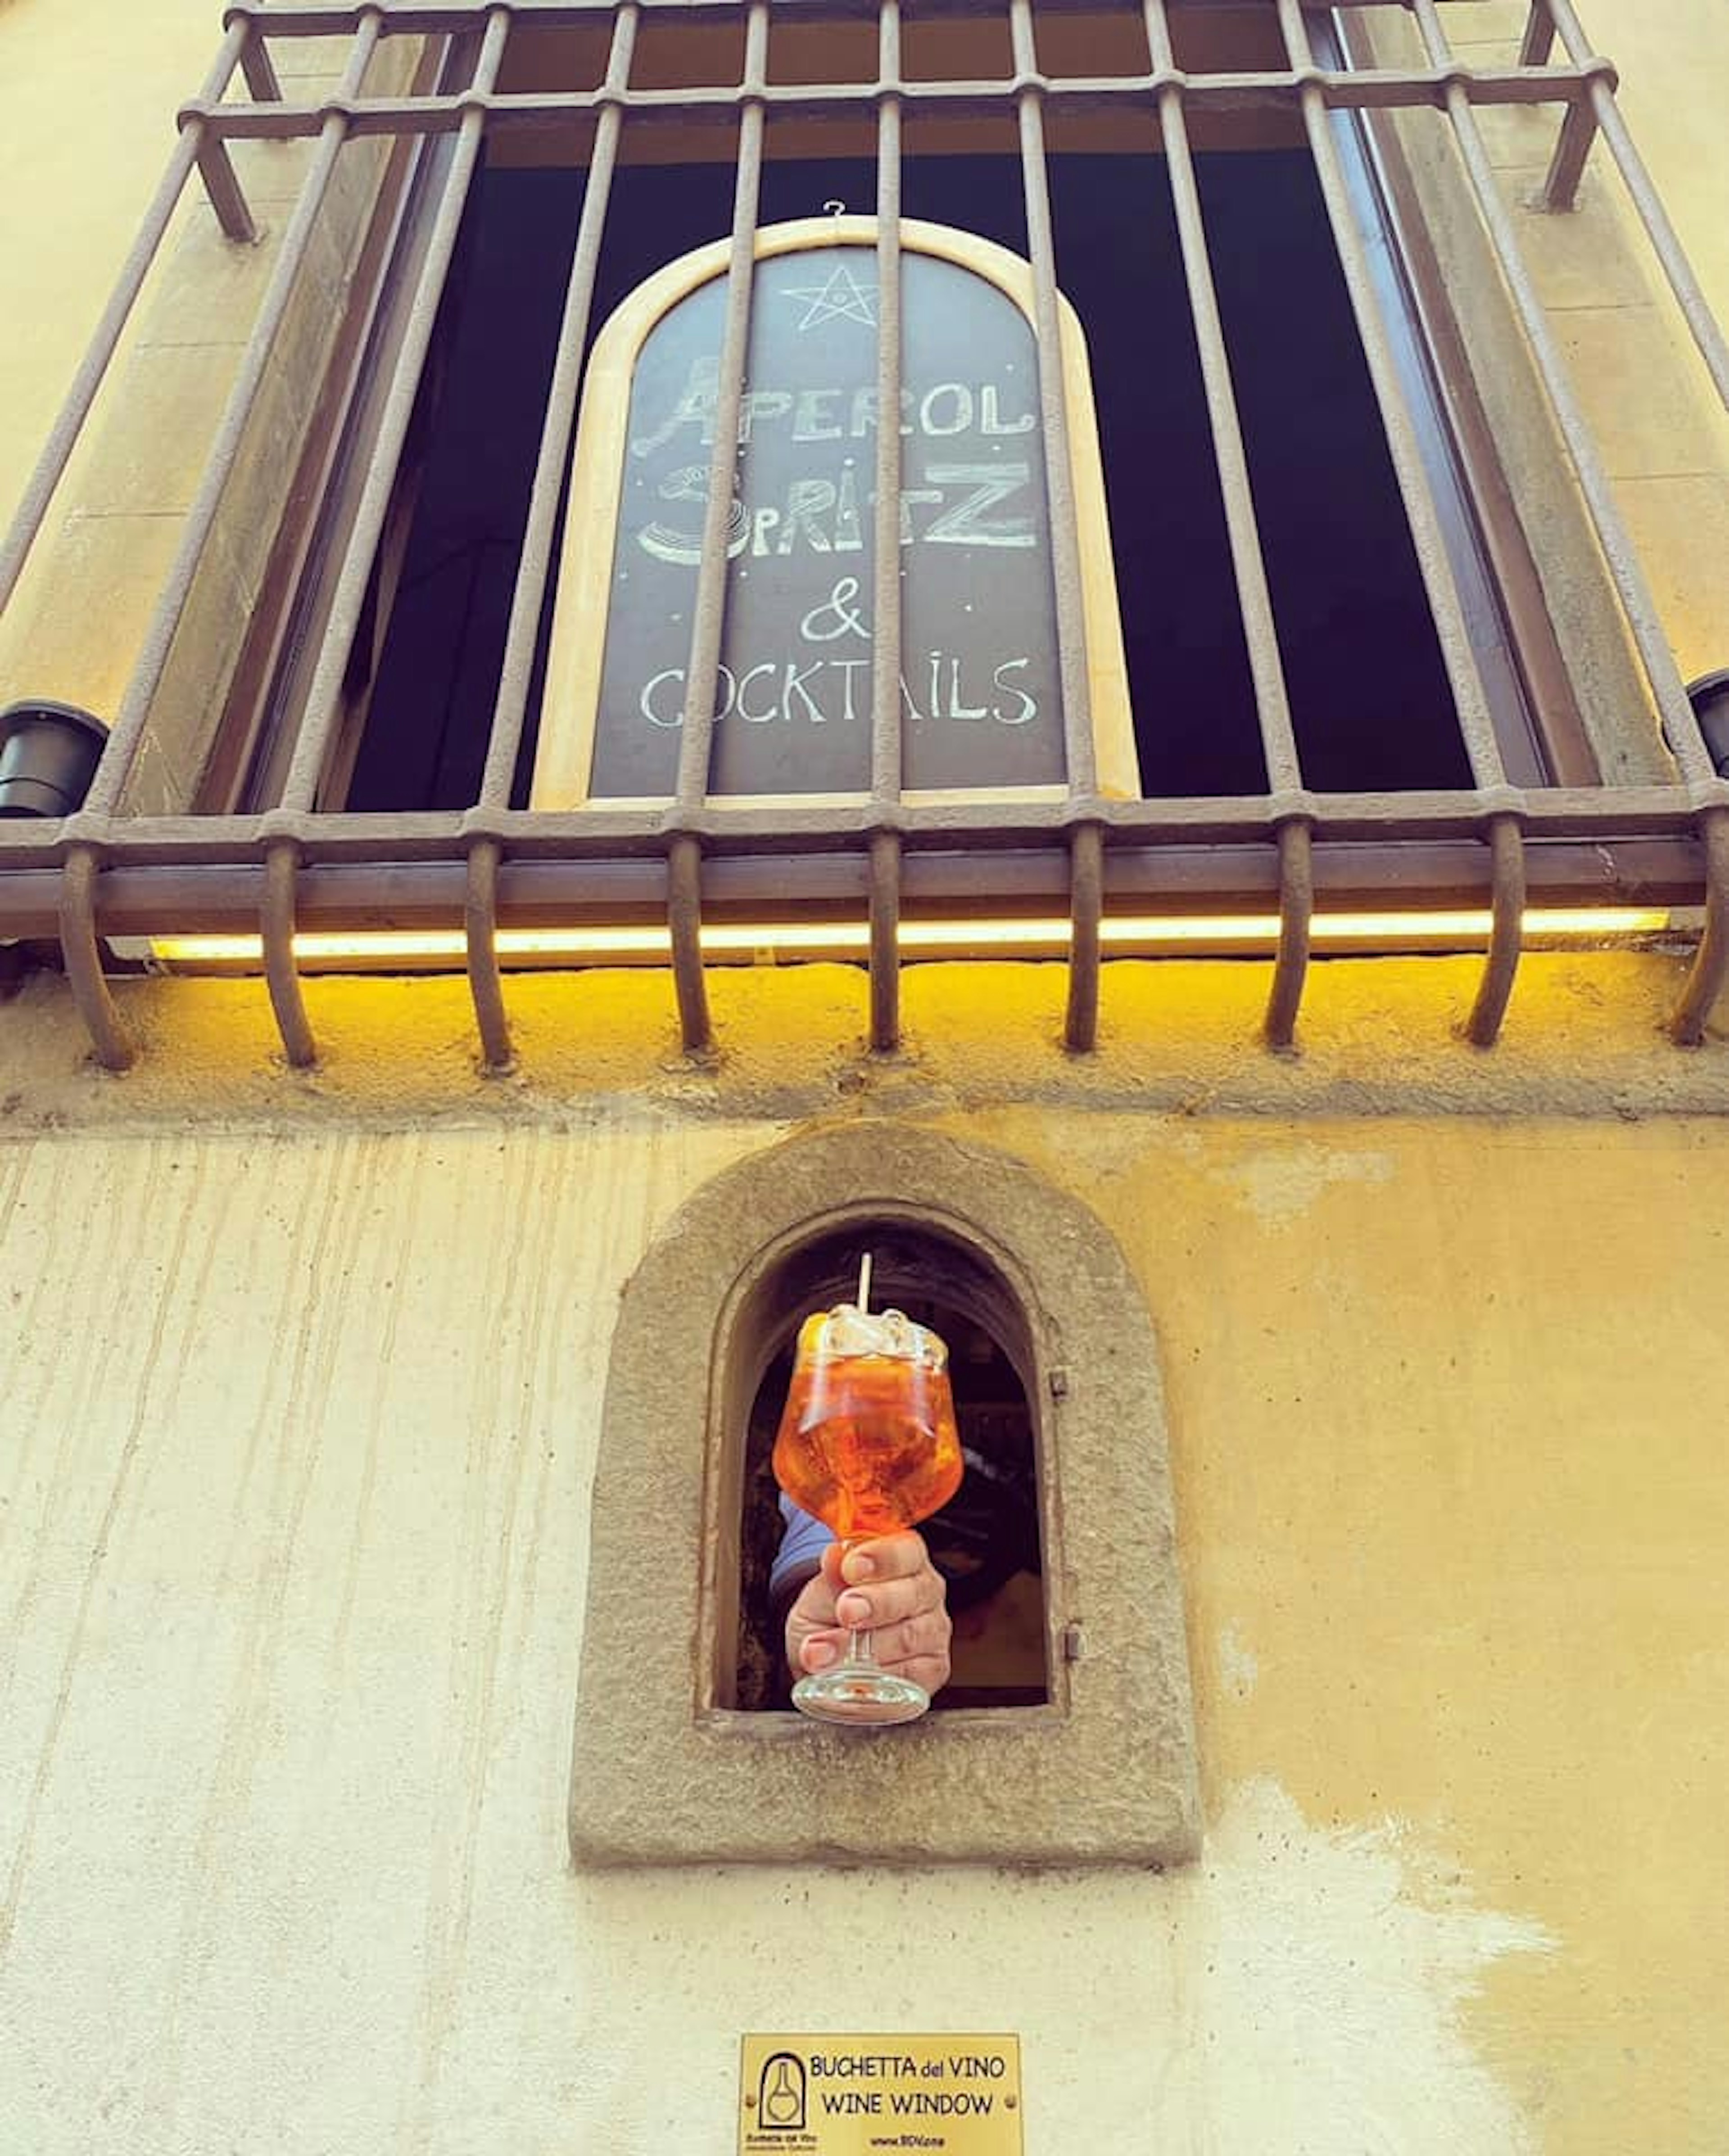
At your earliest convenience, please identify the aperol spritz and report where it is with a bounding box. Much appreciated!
[773,1289,962,1724]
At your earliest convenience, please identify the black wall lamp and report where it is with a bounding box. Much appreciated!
[0,699,110,819]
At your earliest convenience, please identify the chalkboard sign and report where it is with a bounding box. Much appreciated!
[536,220,1136,806]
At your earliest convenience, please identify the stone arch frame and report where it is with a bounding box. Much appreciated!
[570,1122,1199,1867]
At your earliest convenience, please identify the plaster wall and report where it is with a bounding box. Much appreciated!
[0,960,1726,2150]
[5,0,1729,716]
[4,6,1729,2147]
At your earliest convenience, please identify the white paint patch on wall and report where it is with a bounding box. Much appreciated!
[1217,1623,1259,1699]
[1223,1146,1394,1225]
[0,1128,1554,2155]
[1156,1778,1554,2154]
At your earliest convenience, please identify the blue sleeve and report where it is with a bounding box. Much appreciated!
[769,1494,834,1605]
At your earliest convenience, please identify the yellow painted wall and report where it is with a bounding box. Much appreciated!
[3,4,1729,2149]
[0,1058,1725,2148]
[0,958,1724,2151]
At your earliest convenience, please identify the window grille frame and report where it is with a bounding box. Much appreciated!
[3,0,1728,1075]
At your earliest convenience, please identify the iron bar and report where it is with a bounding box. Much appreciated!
[665,0,769,1052]
[667,831,711,1051]
[464,835,513,1067]
[4,826,1707,946]
[468,1,638,1067]
[869,829,902,1055]
[278,8,511,815]
[1279,0,1504,794]
[1518,4,1556,69]
[240,23,285,103]
[478,5,637,811]
[265,6,509,1066]
[220,0,1518,34]
[868,0,905,1052]
[1670,808,1729,1046]
[673,0,767,815]
[5,0,1724,1065]
[1144,0,1301,801]
[1540,0,1729,405]
[262,833,317,1065]
[0,21,252,618]
[197,137,261,245]
[86,14,386,825]
[870,1,905,813]
[0,785,1715,870]
[57,843,133,1071]
[1010,0,1103,1047]
[1265,819,1314,1050]
[1464,811,1526,1045]
[177,64,1608,141]
[1539,95,1598,214]
[1408,0,1717,797]
[1064,821,1103,1054]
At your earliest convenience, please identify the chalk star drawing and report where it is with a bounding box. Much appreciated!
[781,262,878,331]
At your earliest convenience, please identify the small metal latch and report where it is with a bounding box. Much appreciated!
[1048,1366,1068,1400]
[1062,1622,1086,1662]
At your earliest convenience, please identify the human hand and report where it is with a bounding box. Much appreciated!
[785,1531,952,1699]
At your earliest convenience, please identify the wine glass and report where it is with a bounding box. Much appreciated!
[772,1265,963,1725]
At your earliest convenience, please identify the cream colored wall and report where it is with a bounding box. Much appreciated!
[4,5,1729,2150]
[1440,0,1729,682]
[5,0,1729,721]
[0,1054,1725,2151]
[0,5,421,807]
[0,0,221,524]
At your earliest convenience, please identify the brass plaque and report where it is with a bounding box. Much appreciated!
[740,2035,1022,2156]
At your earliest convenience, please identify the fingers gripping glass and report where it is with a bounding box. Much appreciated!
[772,1257,963,1725]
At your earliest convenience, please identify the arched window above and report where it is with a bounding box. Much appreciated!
[530,217,1138,810]
[572,1122,1199,1868]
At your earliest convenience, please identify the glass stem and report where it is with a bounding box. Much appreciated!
[843,1625,876,1670]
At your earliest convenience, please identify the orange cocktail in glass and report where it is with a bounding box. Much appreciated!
[773,1299,961,1724]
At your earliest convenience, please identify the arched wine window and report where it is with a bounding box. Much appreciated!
[732,1219,1048,1712]
[571,1122,1198,1868]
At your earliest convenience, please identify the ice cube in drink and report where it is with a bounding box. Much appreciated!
[772,1303,962,1541]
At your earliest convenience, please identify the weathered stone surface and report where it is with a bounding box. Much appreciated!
[570,1119,1201,1866]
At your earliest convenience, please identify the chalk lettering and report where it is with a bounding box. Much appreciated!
[794,387,843,442]
[629,356,717,455]
[992,657,1038,725]
[777,479,837,556]
[831,656,868,721]
[638,651,1036,732]
[919,382,973,436]
[981,383,1035,435]
[920,463,1035,548]
[735,661,780,724]
[636,464,748,566]
[948,656,988,721]
[834,459,864,552]
[739,388,792,441]
[782,658,828,722]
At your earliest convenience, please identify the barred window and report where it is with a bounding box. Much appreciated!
[3,0,1728,1071]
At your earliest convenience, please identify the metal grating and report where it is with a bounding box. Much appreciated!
[3,0,1728,1070]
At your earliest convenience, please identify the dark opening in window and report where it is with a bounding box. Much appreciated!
[338,136,1519,809]
[729,1221,1048,1713]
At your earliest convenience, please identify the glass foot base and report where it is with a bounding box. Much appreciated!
[792,1664,931,1726]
